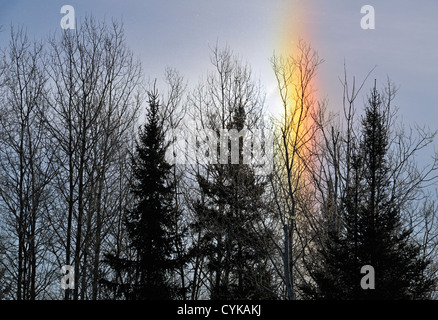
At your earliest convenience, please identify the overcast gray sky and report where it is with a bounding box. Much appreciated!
[1,0,437,136]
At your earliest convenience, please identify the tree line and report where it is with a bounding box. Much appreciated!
[0,18,437,300]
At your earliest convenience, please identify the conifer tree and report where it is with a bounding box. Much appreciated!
[303,83,435,299]
[192,103,276,299]
[102,88,179,300]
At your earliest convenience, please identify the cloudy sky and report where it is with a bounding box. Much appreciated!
[1,0,437,136]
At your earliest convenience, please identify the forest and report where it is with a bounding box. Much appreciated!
[0,17,437,300]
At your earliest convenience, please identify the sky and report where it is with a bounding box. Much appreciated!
[1,0,437,146]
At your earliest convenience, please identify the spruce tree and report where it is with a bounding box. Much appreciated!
[192,104,277,300]
[102,88,178,300]
[304,83,434,299]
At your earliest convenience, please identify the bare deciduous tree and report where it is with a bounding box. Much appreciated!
[0,26,56,299]
[43,17,142,300]
[268,40,324,300]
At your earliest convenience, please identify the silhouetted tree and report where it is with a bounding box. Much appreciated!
[0,26,56,300]
[102,88,179,300]
[187,45,277,299]
[269,41,324,300]
[193,105,276,299]
[303,82,435,299]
